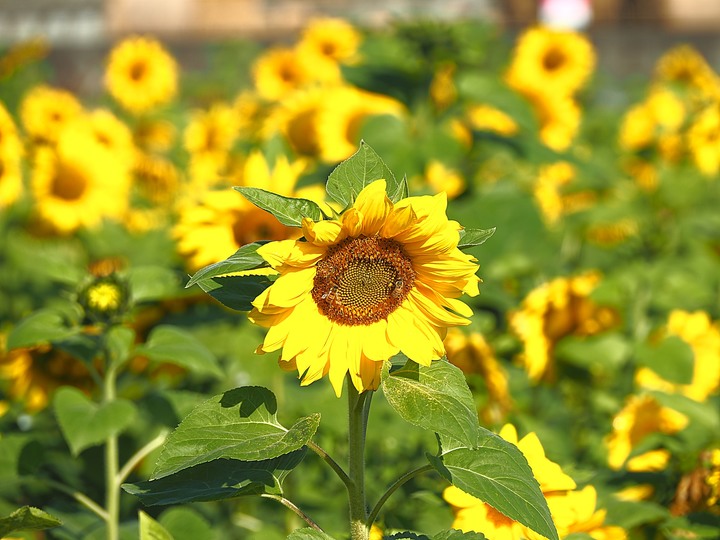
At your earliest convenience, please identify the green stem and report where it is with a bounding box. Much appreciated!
[260,494,324,532]
[347,379,371,540]
[117,430,169,485]
[307,440,352,489]
[366,464,434,527]
[35,478,108,521]
[104,361,119,540]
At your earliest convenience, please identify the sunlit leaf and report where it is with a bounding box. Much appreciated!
[185,242,269,289]
[457,228,496,249]
[635,336,694,385]
[0,506,62,538]
[287,528,337,540]
[139,511,173,540]
[234,187,325,226]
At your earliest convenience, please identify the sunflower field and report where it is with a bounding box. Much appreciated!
[0,14,719,540]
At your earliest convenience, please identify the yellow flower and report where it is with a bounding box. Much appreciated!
[315,86,405,163]
[619,103,655,151]
[296,17,361,83]
[541,486,627,540]
[133,152,181,206]
[85,108,137,167]
[30,121,131,234]
[606,394,688,471]
[252,46,315,101]
[174,151,309,270]
[430,63,457,111]
[233,90,266,141]
[466,104,519,137]
[250,179,480,396]
[105,36,178,114]
[534,161,596,225]
[19,85,82,144]
[635,310,720,402]
[134,118,177,152]
[687,103,720,176]
[263,87,326,157]
[444,328,511,424]
[655,44,720,101]
[506,26,596,100]
[424,160,466,199]
[510,272,617,382]
[184,102,239,160]
[0,102,24,207]
[619,87,685,156]
[369,524,383,540]
[533,94,581,151]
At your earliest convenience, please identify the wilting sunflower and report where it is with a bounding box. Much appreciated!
[249,179,480,396]
[252,46,315,102]
[0,102,24,207]
[105,36,178,114]
[505,26,596,100]
[296,17,361,83]
[19,84,82,145]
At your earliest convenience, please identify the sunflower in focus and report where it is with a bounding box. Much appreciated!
[105,36,178,114]
[19,85,82,145]
[506,26,596,100]
[606,394,688,471]
[252,46,315,102]
[0,102,24,207]
[249,179,480,396]
[296,17,361,83]
[509,272,618,382]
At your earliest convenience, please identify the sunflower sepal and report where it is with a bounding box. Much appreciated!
[428,430,559,540]
[457,227,496,250]
[326,140,408,208]
[186,241,270,289]
[233,186,327,226]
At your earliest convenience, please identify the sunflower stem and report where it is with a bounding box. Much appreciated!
[347,378,371,540]
[366,464,435,527]
[260,494,324,532]
[103,353,120,540]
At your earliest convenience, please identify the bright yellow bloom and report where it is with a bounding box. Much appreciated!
[250,179,480,396]
[233,90,266,140]
[687,103,720,176]
[19,85,82,144]
[85,108,137,167]
[133,152,181,206]
[296,17,361,83]
[539,486,627,540]
[466,104,519,137]
[510,272,618,382]
[619,104,655,151]
[424,160,466,199]
[0,102,24,207]
[636,310,720,402]
[619,87,685,156]
[655,44,720,101]
[105,36,178,114]
[534,161,595,225]
[184,102,239,160]
[252,46,315,101]
[87,283,122,311]
[533,94,581,152]
[606,394,688,471]
[174,151,310,270]
[263,87,326,157]
[506,26,596,100]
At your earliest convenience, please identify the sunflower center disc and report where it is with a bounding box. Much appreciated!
[312,235,416,326]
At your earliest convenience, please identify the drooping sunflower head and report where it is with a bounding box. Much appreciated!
[19,84,83,145]
[249,179,481,396]
[105,36,178,114]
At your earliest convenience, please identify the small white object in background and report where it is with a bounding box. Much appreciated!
[539,0,593,30]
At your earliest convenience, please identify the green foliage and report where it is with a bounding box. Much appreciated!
[134,325,223,378]
[457,228,496,250]
[196,274,273,312]
[0,506,62,537]
[234,187,326,226]
[185,242,269,289]
[139,511,173,540]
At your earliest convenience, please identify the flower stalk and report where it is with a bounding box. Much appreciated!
[103,358,120,540]
[347,379,371,540]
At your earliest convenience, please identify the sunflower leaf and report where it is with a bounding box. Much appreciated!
[122,451,306,506]
[139,511,173,540]
[0,506,62,538]
[6,309,78,350]
[197,274,273,312]
[326,141,406,206]
[134,325,222,379]
[457,228,496,249]
[433,530,487,540]
[185,242,269,289]
[233,187,324,227]
[287,528,337,540]
[428,430,558,540]
[151,386,320,480]
[381,359,481,449]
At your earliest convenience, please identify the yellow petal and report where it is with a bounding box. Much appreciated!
[257,239,325,268]
[302,217,346,245]
[381,204,417,238]
[353,179,392,235]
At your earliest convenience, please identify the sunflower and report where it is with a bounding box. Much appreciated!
[509,272,618,382]
[263,87,328,157]
[542,486,628,540]
[687,103,720,176]
[30,121,131,234]
[85,108,137,166]
[654,45,720,101]
[430,63,457,111]
[184,102,239,160]
[252,46,315,102]
[466,104,519,137]
[505,26,596,100]
[19,84,82,144]
[105,36,178,114]
[534,161,596,225]
[533,94,582,151]
[249,179,480,396]
[635,310,720,402]
[296,17,361,83]
[424,160,466,199]
[605,394,688,471]
[0,102,24,207]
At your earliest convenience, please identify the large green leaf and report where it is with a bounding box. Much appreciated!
[234,187,325,226]
[428,431,558,540]
[134,325,222,379]
[0,506,62,537]
[122,451,307,506]
[53,387,137,456]
[382,359,480,449]
[196,274,273,312]
[185,242,269,289]
[635,336,694,384]
[326,141,407,207]
[152,386,320,479]
[158,507,215,540]
[457,228,496,250]
[287,528,336,540]
[433,531,487,540]
[139,511,173,540]
[127,266,182,303]
[7,309,77,350]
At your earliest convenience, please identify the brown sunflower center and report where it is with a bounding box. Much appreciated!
[542,47,566,72]
[312,235,415,326]
[52,163,87,201]
[129,61,147,81]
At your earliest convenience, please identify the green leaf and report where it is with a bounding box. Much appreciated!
[326,141,406,207]
[158,507,215,540]
[555,333,630,371]
[635,336,694,384]
[122,451,307,505]
[7,309,76,350]
[234,187,325,226]
[457,228,496,250]
[428,430,558,540]
[287,528,337,540]
[106,325,136,367]
[152,386,320,479]
[139,510,173,540]
[135,325,222,379]
[127,266,182,303]
[0,506,62,537]
[196,274,273,312]
[53,387,137,455]
[433,531,487,540]
[382,359,481,448]
[185,242,269,289]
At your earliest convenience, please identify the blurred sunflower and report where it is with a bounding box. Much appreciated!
[534,161,596,225]
[184,102,239,161]
[509,272,618,382]
[133,118,177,152]
[466,104,519,137]
[585,219,638,246]
[263,87,327,157]
[105,36,178,114]
[233,90,266,141]
[533,94,581,151]
[133,152,180,205]
[424,160,466,199]
[174,150,312,270]
[619,87,685,158]
[252,46,315,102]
[19,85,82,145]
[655,44,720,101]
[636,310,720,402]
[30,121,131,234]
[296,17,361,83]
[539,486,627,540]
[0,102,24,207]
[606,394,688,471]
[687,103,720,176]
[250,179,480,396]
[506,26,596,100]
[86,108,137,166]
